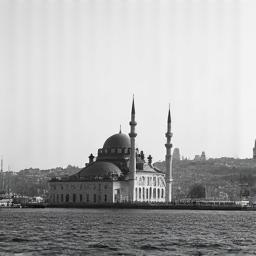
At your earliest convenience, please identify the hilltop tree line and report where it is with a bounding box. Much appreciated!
[1,158,256,200]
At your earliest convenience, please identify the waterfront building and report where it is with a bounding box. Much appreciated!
[48,98,173,205]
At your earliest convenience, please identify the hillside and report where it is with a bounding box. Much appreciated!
[155,158,256,201]
[1,158,256,200]
[0,165,80,197]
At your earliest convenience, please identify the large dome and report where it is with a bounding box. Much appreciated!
[78,161,122,179]
[103,133,131,149]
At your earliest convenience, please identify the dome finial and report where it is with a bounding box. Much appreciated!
[119,124,122,134]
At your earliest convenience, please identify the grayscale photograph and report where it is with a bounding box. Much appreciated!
[0,0,256,255]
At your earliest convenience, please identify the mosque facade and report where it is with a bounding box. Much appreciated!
[48,98,173,205]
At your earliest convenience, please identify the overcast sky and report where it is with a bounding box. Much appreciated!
[0,0,256,170]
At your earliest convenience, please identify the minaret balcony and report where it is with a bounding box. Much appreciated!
[129,132,137,138]
[165,143,173,149]
[165,132,173,137]
[129,121,137,126]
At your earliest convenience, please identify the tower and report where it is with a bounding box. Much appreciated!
[173,148,180,161]
[129,96,137,202]
[165,106,173,202]
[253,140,256,159]
[0,156,3,192]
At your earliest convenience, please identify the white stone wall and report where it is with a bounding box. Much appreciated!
[48,181,114,204]
[135,173,166,202]
[48,175,166,205]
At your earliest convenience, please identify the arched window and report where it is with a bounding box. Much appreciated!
[153,188,156,199]
[149,187,152,199]
[143,187,145,200]
[80,194,83,202]
[104,194,107,202]
[157,189,160,199]
[139,188,141,199]
[161,189,164,198]
[65,194,69,202]
[146,188,149,199]
[135,187,138,201]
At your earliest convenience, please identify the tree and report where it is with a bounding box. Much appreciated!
[188,184,206,199]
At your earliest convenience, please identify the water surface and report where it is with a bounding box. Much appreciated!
[0,208,255,255]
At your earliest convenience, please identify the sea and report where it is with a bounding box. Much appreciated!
[0,208,255,256]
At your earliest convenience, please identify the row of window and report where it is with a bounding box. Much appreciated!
[98,148,131,155]
[137,176,164,187]
[135,187,165,200]
[51,193,108,204]
[51,183,109,191]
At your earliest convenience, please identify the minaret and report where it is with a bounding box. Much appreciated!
[165,106,173,202]
[253,140,256,159]
[129,96,137,202]
[0,157,3,192]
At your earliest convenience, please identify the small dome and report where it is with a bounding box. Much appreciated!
[78,161,122,179]
[103,133,131,149]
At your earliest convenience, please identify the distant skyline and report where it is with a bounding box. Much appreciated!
[1,0,256,170]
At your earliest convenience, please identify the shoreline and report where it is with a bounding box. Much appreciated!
[39,202,255,211]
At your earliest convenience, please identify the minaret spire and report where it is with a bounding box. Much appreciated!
[129,95,137,202]
[132,95,135,115]
[119,125,122,134]
[168,103,171,123]
[165,105,173,203]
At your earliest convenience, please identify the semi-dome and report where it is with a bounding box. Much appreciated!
[78,161,122,179]
[103,133,131,149]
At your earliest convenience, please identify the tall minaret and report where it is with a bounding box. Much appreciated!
[0,156,3,192]
[253,140,256,159]
[129,96,137,202]
[165,106,173,202]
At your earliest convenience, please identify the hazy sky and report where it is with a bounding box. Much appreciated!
[0,0,256,170]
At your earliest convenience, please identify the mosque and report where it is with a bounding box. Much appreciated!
[48,98,173,205]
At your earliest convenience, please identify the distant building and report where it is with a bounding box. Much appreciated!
[194,151,206,161]
[253,140,256,159]
[173,148,180,161]
[194,155,201,161]
[201,151,206,161]
[48,98,173,205]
